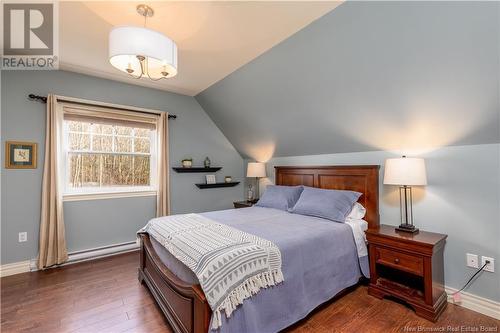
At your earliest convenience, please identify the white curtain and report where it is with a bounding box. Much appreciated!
[38,95,68,269]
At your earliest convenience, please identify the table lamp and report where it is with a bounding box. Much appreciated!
[384,156,427,233]
[246,162,266,201]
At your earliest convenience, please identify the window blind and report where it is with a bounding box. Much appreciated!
[62,103,158,129]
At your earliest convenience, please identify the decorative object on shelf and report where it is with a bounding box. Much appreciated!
[196,182,240,189]
[204,157,211,168]
[384,156,427,233]
[246,162,266,200]
[5,141,37,169]
[205,174,216,184]
[172,167,221,173]
[224,176,232,183]
[109,4,178,81]
[181,158,193,168]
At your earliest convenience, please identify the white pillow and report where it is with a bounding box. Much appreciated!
[347,202,366,220]
[345,218,368,257]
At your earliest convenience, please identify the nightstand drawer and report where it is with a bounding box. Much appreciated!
[375,247,424,276]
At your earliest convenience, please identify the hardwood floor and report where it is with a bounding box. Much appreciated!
[2,252,498,333]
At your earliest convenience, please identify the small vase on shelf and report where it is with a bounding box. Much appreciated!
[204,157,211,168]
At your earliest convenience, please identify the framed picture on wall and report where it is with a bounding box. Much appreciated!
[5,141,37,169]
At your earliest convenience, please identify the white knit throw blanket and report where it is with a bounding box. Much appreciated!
[142,214,284,330]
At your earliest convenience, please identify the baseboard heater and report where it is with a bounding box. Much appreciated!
[66,239,140,265]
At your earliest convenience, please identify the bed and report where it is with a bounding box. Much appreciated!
[138,165,380,333]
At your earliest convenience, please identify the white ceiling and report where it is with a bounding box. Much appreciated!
[59,1,341,96]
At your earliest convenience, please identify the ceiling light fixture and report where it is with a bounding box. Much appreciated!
[108,4,178,81]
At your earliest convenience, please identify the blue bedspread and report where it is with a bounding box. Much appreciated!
[195,207,367,333]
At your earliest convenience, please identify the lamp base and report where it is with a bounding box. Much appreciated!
[396,224,419,234]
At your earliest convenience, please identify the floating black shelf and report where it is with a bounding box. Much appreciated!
[173,167,222,173]
[195,182,240,189]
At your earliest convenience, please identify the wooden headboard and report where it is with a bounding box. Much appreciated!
[275,165,380,230]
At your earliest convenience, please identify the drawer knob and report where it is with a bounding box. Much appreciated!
[394,258,400,264]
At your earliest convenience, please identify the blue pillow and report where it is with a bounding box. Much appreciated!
[255,185,304,211]
[290,187,362,222]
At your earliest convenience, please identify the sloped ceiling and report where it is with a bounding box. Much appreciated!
[196,2,500,160]
[59,1,341,96]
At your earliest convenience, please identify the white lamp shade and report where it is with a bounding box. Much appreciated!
[109,26,178,79]
[384,157,427,186]
[247,162,266,178]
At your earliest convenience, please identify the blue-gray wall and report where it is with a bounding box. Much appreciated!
[196,1,499,158]
[197,1,500,302]
[1,70,244,264]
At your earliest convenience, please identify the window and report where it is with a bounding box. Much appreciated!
[62,105,158,199]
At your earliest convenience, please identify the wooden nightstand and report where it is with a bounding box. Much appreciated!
[233,200,258,208]
[366,225,447,322]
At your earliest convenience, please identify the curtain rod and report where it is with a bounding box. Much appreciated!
[27,94,177,119]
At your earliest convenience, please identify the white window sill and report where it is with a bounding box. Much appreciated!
[63,190,157,202]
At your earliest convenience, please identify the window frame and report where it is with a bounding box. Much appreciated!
[62,119,158,201]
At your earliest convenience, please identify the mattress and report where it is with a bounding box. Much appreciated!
[148,206,367,333]
[151,236,199,284]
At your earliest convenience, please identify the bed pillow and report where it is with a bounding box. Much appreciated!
[347,202,366,220]
[290,186,362,222]
[255,185,304,211]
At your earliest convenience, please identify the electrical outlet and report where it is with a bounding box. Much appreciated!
[18,232,27,243]
[481,256,495,273]
[466,253,478,268]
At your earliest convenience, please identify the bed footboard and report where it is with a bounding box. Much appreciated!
[138,233,211,333]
